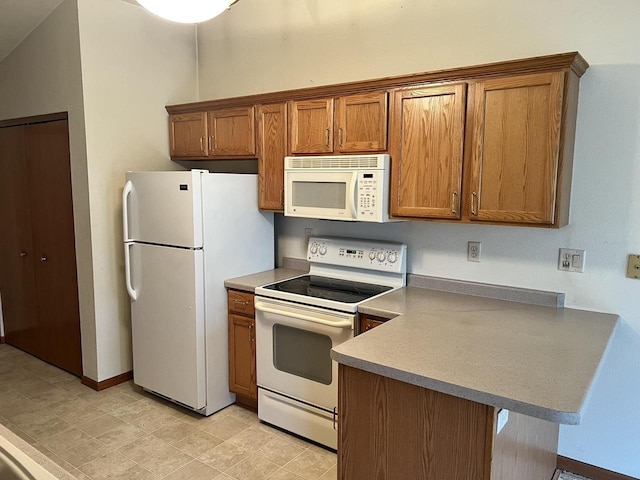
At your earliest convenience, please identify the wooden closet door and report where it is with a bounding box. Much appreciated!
[0,126,42,357]
[25,120,82,376]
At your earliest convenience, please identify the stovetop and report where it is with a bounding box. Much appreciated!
[260,275,393,304]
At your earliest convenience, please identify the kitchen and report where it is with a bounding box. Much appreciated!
[0,0,639,479]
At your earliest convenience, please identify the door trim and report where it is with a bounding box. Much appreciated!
[0,112,68,128]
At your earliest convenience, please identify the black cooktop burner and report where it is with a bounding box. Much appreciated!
[262,275,392,304]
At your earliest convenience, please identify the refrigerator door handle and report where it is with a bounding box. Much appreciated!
[124,243,138,301]
[122,180,133,242]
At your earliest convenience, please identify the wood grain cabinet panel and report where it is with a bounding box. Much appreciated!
[337,365,559,480]
[257,103,287,211]
[169,112,208,158]
[469,72,564,225]
[227,290,257,401]
[208,106,256,157]
[390,83,467,219]
[289,98,334,154]
[335,91,388,153]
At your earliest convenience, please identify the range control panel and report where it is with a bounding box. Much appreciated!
[307,236,407,274]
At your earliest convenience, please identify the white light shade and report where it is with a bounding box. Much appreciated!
[137,0,234,24]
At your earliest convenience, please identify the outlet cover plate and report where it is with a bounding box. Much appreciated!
[627,254,640,279]
[467,241,481,262]
[558,248,585,273]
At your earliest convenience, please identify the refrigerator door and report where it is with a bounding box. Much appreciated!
[129,242,206,410]
[124,170,203,248]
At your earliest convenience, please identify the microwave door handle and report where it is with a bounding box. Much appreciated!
[349,174,358,219]
[255,303,353,329]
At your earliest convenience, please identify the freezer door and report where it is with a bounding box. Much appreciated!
[129,243,206,410]
[124,171,203,248]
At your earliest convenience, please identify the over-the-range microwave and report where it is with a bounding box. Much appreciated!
[284,154,396,222]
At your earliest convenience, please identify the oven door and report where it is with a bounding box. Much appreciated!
[255,297,355,410]
[284,170,357,221]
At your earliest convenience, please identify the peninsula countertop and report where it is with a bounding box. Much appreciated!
[331,286,619,425]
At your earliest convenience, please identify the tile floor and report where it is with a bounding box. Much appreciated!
[0,343,337,480]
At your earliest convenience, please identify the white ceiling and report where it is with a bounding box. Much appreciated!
[0,0,140,63]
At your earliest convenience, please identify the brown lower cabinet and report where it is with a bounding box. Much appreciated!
[338,365,558,480]
[227,290,257,408]
[358,313,393,334]
[0,116,82,376]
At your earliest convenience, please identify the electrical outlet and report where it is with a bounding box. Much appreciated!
[467,241,481,262]
[304,228,313,247]
[627,254,640,279]
[558,248,586,273]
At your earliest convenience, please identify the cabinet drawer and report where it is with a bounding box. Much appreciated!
[359,314,394,334]
[228,290,255,316]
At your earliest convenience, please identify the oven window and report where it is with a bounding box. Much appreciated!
[292,181,346,209]
[272,324,332,385]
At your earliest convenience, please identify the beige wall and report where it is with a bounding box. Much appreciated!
[77,0,197,381]
[0,0,198,382]
[197,0,640,476]
[0,0,97,378]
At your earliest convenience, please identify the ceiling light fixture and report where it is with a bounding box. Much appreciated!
[137,0,239,24]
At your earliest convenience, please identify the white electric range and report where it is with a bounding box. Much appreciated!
[254,236,407,449]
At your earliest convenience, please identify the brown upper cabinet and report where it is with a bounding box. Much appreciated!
[169,107,255,159]
[166,52,587,227]
[169,112,208,158]
[207,106,255,157]
[289,91,388,155]
[389,83,466,219]
[257,102,287,211]
[468,72,565,225]
[289,98,334,154]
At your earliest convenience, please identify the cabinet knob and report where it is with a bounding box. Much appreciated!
[40,255,48,262]
[20,251,27,257]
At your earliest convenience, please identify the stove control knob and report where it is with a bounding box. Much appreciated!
[310,244,318,254]
[388,252,398,264]
[319,245,327,255]
[369,251,376,261]
[377,251,386,262]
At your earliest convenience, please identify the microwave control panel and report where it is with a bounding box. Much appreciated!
[357,172,380,220]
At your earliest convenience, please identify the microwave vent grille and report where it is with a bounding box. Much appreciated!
[288,156,380,169]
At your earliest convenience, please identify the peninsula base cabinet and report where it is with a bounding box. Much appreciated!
[337,365,558,480]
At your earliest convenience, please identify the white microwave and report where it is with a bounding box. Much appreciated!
[284,154,395,222]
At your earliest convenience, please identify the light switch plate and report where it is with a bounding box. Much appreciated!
[558,248,586,273]
[627,254,640,279]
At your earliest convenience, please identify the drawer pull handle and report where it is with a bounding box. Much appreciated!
[233,299,249,306]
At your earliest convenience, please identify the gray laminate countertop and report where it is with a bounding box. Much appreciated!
[332,286,619,425]
[224,267,306,292]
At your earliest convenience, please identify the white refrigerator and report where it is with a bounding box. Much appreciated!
[122,170,274,415]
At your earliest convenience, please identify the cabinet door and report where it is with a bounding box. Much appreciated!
[0,126,41,357]
[169,112,208,158]
[228,313,257,399]
[257,103,287,211]
[469,72,564,225]
[335,91,388,152]
[289,98,334,154]
[390,83,466,219]
[208,106,256,157]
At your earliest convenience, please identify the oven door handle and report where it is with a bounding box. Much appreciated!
[255,303,353,329]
